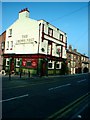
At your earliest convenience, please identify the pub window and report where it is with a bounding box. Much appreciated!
[17,61,20,66]
[7,61,9,66]
[6,59,9,66]
[48,28,53,37]
[48,63,52,68]
[16,59,20,67]
[26,61,31,66]
[56,64,59,68]
[56,62,61,69]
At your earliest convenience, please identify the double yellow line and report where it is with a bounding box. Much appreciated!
[47,92,89,120]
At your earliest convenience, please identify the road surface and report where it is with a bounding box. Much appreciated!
[1,73,90,119]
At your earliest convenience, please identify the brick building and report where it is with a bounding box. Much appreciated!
[67,45,89,74]
[0,31,6,71]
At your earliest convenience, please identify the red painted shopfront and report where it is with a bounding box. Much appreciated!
[22,58,38,68]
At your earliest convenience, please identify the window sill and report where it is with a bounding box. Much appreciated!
[8,36,12,37]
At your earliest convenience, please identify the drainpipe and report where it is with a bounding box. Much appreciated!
[37,23,41,76]
[20,58,22,78]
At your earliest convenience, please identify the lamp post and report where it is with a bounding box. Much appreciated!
[20,58,22,78]
[9,57,12,80]
[45,58,48,76]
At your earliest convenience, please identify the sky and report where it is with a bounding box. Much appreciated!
[1,2,89,56]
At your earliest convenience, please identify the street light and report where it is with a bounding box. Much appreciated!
[9,57,12,80]
[20,58,22,78]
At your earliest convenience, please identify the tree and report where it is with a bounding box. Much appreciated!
[61,60,69,75]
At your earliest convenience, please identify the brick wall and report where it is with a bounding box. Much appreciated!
[0,31,6,71]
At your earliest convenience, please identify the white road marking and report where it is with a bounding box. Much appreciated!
[48,83,71,91]
[77,79,87,83]
[0,94,29,103]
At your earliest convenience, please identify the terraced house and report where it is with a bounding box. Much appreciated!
[3,8,67,76]
[67,45,89,74]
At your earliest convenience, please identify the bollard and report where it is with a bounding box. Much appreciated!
[9,72,11,80]
[20,71,21,78]
[28,71,30,78]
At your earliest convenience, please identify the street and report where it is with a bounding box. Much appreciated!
[1,73,90,119]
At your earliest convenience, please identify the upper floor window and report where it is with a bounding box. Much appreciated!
[68,54,71,58]
[1,41,5,50]
[74,55,76,59]
[42,24,44,41]
[42,24,44,32]
[48,28,53,37]
[10,41,13,50]
[66,37,67,43]
[9,29,12,37]
[56,45,62,57]
[47,41,52,55]
[7,41,9,50]
[39,23,41,31]
[71,54,73,60]
[60,34,63,41]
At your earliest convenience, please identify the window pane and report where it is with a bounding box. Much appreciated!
[48,28,53,36]
[9,29,12,36]
[7,41,9,49]
[60,34,63,41]
[11,41,13,48]
[48,63,52,68]
[1,42,5,50]
[17,61,20,66]
[7,61,9,66]
[26,61,31,66]
[56,64,59,68]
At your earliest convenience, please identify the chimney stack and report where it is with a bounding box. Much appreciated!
[74,49,77,53]
[19,8,30,19]
[69,45,72,51]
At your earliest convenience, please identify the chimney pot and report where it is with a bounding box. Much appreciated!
[69,45,72,51]
[74,49,77,52]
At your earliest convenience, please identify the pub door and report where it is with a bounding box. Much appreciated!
[10,58,14,73]
[41,61,47,76]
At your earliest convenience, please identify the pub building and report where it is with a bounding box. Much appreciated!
[4,8,67,76]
